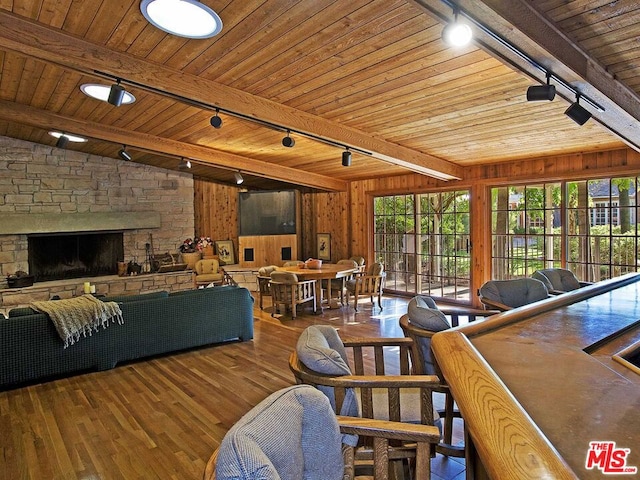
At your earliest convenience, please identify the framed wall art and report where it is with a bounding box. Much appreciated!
[215,240,235,265]
[316,233,331,261]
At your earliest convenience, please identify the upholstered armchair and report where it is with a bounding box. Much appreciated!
[193,258,224,287]
[399,296,499,456]
[345,262,385,312]
[289,325,444,478]
[269,271,316,318]
[479,277,549,311]
[205,384,439,480]
[532,268,592,294]
[349,255,366,273]
[256,265,278,310]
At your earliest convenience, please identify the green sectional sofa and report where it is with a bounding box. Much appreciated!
[0,285,254,389]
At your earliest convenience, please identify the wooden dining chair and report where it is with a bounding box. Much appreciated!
[269,271,316,318]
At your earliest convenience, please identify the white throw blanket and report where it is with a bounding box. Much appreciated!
[31,294,123,348]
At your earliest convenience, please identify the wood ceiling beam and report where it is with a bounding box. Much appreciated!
[411,0,640,152]
[0,10,463,181]
[0,99,348,192]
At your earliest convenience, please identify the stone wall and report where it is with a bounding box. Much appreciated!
[0,135,195,289]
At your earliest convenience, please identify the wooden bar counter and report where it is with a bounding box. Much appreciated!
[432,273,640,479]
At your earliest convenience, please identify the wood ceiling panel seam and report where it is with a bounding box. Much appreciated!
[105,2,149,53]
[61,0,101,38]
[199,0,339,83]
[260,14,433,104]
[84,0,134,45]
[165,0,270,73]
[299,47,489,115]
[11,0,41,19]
[0,51,26,102]
[212,1,408,94]
[37,0,75,30]
[241,1,418,95]
[304,53,503,121]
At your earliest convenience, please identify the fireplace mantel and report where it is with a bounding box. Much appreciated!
[0,212,161,235]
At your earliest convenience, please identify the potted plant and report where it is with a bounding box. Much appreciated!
[178,238,201,269]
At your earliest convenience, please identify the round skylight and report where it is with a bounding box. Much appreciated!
[80,84,136,105]
[140,0,223,39]
[49,131,88,143]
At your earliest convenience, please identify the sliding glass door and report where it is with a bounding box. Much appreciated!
[373,191,471,302]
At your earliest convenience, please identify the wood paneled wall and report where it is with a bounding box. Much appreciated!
[195,147,640,303]
[193,179,239,256]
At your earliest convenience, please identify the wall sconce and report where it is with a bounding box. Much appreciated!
[210,108,223,128]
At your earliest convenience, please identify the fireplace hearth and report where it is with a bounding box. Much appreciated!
[28,232,124,282]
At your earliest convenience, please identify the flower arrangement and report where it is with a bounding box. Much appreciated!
[178,236,213,253]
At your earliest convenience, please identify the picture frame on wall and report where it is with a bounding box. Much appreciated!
[316,233,331,261]
[215,240,235,265]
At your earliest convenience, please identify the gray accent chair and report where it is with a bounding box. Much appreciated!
[479,277,549,311]
[206,384,439,480]
[290,325,443,478]
[532,268,592,294]
[399,296,499,458]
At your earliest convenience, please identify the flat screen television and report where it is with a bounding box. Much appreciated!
[239,190,297,236]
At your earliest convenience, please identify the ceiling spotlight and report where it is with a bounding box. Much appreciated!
[80,83,136,105]
[441,10,472,47]
[107,79,128,107]
[179,158,192,170]
[56,134,69,149]
[527,72,556,101]
[140,0,223,39]
[565,94,592,126]
[234,172,244,185]
[118,145,132,161]
[210,108,223,129]
[282,130,295,148]
[342,149,352,167]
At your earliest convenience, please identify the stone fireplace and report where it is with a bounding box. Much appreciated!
[0,135,196,290]
[28,232,124,282]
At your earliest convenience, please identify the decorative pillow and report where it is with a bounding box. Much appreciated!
[296,326,360,420]
[407,296,450,332]
[296,325,350,376]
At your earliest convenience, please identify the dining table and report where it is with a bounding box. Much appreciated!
[279,263,357,312]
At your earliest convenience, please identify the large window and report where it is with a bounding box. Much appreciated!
[491,177,639,282]
[374,191,471,301]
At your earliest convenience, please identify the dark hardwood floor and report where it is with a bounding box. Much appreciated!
[0,294,465,480]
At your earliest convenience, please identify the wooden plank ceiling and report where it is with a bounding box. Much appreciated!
[0,0,637,191]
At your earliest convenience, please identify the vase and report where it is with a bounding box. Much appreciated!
[202,245,214,258]
[181,252,202,270]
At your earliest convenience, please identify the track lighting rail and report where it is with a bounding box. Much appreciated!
[439,0,605,113]
[94,70,373,158]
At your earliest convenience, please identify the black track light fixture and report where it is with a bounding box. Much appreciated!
[527,72,556,101]
[56,133,69,149]
[234,172,244,185]
[178,157,192,170]
[342,148,352,167]
[210,108,223,128]
[441,9,472,47]
[565,94,592,126]
[118,145,132,161]
[108,79,127,107]
[282,130,295,148]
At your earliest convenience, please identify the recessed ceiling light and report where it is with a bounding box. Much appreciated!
[80,83,136,105]
[140,0,223,39]
[48,131,88,143]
